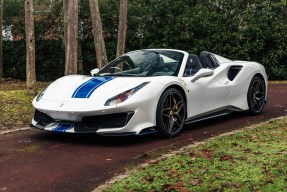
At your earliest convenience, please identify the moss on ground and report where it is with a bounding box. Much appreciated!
[0,90,35,130]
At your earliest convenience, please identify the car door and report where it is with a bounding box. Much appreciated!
[183,67,230,119]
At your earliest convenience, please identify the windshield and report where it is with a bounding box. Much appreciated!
[98,50,184,77]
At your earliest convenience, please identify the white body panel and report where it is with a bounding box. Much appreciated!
[32,49,268,135]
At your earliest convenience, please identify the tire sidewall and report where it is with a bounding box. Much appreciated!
[247,76,265,115]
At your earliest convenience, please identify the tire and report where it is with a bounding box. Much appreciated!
[156,88,186,138]
[247,76,266,115]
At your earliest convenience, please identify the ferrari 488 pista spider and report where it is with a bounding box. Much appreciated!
[32,49,267,138]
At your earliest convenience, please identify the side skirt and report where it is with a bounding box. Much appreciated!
[185,106,243,124]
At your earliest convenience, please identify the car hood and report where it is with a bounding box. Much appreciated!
[40,75,161,102]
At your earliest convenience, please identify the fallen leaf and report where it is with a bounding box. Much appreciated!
[244,148,252,153]
[176,180,184,187]
[201,148,213,159]
[220,154,233,161]
[169,168,176,173]
[149,159,159,164]
[251,136,258,140]
[240,156,248,160]
[162,183,172,190]
[190,179,202,186]
[254,151,264,155]
[200,169,207,175]
[145,175,155,182]
[231,142,238,146]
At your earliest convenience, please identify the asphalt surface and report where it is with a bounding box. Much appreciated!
[0,83,286,192]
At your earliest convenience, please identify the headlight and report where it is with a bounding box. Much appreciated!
[36,88,46,102]
[105,82,150,106]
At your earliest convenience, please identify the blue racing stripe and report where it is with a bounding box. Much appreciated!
[52,123,73,132]
[72,77,114,98]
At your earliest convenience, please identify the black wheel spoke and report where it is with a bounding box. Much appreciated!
[172,93,176,106]
[159,89,186,136]
[254,99,259,110]
[175,101,183,114]
[251,87,256,95]
[174,114,183,124]
[169,94,173,108]
[161,112,170,118]
[168,117,174,132]
[255,81,260,92]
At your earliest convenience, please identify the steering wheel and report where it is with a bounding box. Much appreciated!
[124,61,135,70]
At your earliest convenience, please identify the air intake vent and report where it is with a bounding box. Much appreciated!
[228,66,242,81]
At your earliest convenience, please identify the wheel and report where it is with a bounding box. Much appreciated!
[156,88,186,138]
[247,76,266,115]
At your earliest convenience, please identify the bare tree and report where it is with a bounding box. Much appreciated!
[0,0,3,79]
[89,0,107,69]
[65,0,78,75]
[116,0,128,57]
[25,0,37,95]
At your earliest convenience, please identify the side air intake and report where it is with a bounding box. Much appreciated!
[228,65,242,81]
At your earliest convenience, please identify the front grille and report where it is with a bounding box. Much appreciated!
[34,110,53,126]
[81,112,134,130]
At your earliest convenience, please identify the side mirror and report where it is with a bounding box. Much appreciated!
[191,68,214,82]
[90,68,100,76]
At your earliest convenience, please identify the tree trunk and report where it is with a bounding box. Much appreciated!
[116,0,128,57]
[25,0,37,95]
[63,0,68,56]
[65,0,78,75]
[78,39,83,73]
[0,0,3,79]
[89,0,107,69]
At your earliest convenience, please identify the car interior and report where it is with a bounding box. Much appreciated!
[184,51,219,76]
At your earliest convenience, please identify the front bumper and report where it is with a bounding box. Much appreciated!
[32,110,136,134]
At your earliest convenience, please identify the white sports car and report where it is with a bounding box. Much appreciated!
[32,49,267,138]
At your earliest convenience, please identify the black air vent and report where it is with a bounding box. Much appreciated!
[34,110,53,126]
[228,66,242,81]
[82,112,134,129]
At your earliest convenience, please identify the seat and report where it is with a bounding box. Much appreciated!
[184,54,203,76]
[146,55,168,76]
[199,51,219,69]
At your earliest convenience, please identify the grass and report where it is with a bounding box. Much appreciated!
[107,117,287,192]
[0,90,36,130]
[0,79,49,130]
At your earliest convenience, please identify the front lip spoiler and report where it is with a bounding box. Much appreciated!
[97,132,137,136]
